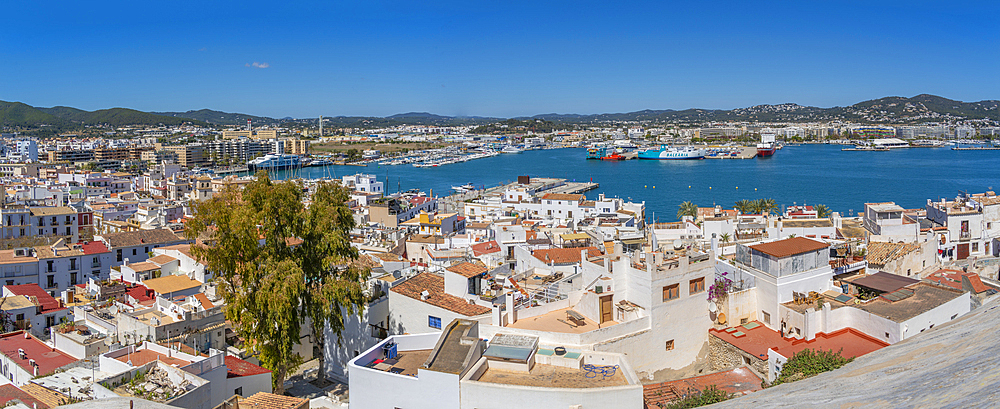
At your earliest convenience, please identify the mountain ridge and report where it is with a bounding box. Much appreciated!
[3,95,999,132]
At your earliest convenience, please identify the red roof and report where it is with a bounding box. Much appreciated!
[127,284,153,303]
[926,269,998,294]
[0,384,48,409]
[226,356,271,378]
[644,367,762,408]
[116,349,189,367]
[0,331,77,376]
[5,284,64,313]
[79,241,110,255]
[472,240,502,256]
[409,196,433,205]
[710,321,888,360]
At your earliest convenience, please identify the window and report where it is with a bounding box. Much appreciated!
[907,269,911,276]
[117,249,122,262]
[689,277,705,294]
[740,318,749,325]
[973,242,979,252]
[47,261,54,272]
[47,275,55,288]
[145,246,149,253]
[743,356,751,365]
[662,284,679,301]
[428,316,442,329]
[132,249,137,256]
[762,311,771,325]
[885,332,890,339]
[568,211,573,218]
[951,314,958,320]
[665,340,674,351]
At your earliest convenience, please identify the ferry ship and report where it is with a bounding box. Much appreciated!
[586,147,606,159]
[248,154,302,171]
[637,145,705,160]
[757,131,777,157]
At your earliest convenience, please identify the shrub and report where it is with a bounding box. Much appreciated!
[661,385,735,409]
[770,348,853,387]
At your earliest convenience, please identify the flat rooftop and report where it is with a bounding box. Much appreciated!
[363,349,431,377]
[784,283,965,322]
[507,306,618,334]
[475,363,628,388]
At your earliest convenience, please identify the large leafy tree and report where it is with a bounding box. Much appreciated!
[186,172,369,393]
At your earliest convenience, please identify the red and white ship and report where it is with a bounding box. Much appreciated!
[757,130,777,157]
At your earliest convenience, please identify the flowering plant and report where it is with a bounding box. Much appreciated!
[707,272,734,302]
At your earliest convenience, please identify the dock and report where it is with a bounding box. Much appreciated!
[215,166,249,174]
[545,182,599,195]
[952,147,1000,150]
[705,147,758,159]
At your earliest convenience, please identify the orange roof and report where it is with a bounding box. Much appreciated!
[115,349,189,367]
[390,273,491,316]
[710,321,888,360]
[541,193,584,202]
[749,237,828,258]
[532,247,602,264]
[241,392,308,409]
[926,269,998,294]
[446,261,487,278]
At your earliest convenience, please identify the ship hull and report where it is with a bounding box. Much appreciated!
[757,148,776,157]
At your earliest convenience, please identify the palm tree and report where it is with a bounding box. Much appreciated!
[815,204,832,218]
[748,199,764,215]
[760,198,778,215]
[734,199,752,214]
[720,233,731,245]
[677,201,698,219]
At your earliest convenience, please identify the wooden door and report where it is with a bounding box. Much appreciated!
[600,295,614,323]
[957,243,970,260]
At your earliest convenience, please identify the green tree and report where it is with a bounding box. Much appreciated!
[734,199,753,214]
[760,198,778,215]
[815,204,832,218]
[677,201,698,219]
[186,172,370,393]
[662,385,735,408]
[720,233,731,245]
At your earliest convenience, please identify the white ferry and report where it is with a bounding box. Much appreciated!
[637,145,705,160]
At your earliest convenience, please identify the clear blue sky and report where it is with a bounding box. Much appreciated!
[3,1,998,118]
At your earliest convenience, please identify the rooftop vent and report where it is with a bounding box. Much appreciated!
[420,290,430,300]
[18,348,25,359]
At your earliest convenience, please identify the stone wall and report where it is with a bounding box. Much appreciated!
[709,334,768,377]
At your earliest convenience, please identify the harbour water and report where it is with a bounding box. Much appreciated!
[266,145,1000,222]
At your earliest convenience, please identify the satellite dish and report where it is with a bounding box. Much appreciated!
[717,313,727,325]
[673,239,683,250]
[109,306,119,315]
[709,302,718,313]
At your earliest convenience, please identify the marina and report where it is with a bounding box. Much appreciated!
[266,144,998,222]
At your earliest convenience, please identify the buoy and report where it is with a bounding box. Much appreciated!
[755,188,757,191]
[653,186,655,189]
[645,185,647,188]
[688,186,691,188]
[709,187,712,190]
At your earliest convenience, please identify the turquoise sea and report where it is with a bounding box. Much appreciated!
[265,145,1000,222]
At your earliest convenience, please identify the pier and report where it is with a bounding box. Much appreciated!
[952,147,1000,150]
[705,147,758,159]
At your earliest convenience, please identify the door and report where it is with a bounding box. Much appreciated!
[957,243,970,260]
[600,295,614,323]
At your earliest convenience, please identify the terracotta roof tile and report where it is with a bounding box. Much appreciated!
[541,193,584,202]
[241,392,308,409]
[471,241,501,256]
[0,384,49,409]
[19,383,65,408]
[390,273,491,316]
[446,262,487,278]
[749,237,829,258]
[5,284,64,313]
[225,356,271,378]
[532,247,602,264]
[866,241,921,267]
[0,331,76,376]
[100,228,186,248]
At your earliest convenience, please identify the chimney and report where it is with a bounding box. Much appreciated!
[18,348,25,359]
[645,252,653,274]
[711,233,718,257]
[420,290,430,300]
[505,292,516,324]
[33,365,37,377]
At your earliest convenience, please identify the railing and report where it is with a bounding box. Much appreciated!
[960,231,972,240]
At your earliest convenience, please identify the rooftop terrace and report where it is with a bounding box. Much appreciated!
[474,363,628,388]
[508,306,618,334]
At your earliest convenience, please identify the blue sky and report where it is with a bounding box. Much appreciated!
[3,1,998,118]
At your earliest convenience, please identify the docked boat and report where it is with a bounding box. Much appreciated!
[757,130,777,157]
[601,152,626,161]
[452,183,476,192]
[248,154,302,171]
[586,147,606,159]
[501,145,523,154]
[637,145,705,160]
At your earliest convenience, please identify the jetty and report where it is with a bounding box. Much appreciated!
[952,146,1000,150]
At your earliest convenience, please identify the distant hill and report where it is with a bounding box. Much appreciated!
[153,109,279,126]
[0,100,206,130]
[3,94,999,132]
[0,101,66,127]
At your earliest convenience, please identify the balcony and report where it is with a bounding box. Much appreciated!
[960,231,972,241]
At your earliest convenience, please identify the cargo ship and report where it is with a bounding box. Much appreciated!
[637,145,705,160]
[757,131,777,157]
